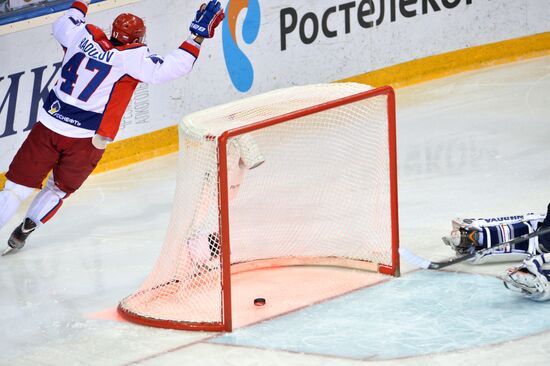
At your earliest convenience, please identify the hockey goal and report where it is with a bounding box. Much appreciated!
[118,83,399,331]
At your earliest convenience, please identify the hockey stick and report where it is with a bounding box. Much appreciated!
[399,227,550,270]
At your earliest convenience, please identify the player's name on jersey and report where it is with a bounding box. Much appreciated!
[462,216,526,224]
[78,38,115,63]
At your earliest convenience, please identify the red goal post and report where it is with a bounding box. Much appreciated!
[118,83,399,332]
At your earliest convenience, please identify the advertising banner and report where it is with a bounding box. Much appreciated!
[0,0,549,171]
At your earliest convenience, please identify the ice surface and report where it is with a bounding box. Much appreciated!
[1,56,549,365]
[213,271,550,360]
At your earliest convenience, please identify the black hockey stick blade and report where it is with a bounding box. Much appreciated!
[400,226,550,270]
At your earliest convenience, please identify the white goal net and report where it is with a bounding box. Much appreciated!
[118,83,399,331]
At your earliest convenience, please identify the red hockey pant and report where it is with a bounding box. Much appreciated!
[6,122,104,194]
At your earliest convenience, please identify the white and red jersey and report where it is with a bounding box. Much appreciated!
[39,1,201,140]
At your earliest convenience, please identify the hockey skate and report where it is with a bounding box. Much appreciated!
[502,267,538,296]
[3,218,37,256]
[502,254,550,301]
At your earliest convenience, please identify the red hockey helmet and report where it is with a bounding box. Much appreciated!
[111,13,146,45]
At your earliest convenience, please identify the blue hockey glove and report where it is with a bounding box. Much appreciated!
[189,1,225,38]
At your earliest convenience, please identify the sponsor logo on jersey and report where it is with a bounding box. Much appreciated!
[48,100,61,114]
[78,38,115,63]
[222,0,261,93]
[48,100,81,127]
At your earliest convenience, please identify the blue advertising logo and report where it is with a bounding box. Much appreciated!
[222,0,261,93]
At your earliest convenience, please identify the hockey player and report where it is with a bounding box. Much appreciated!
[0,0,225,254]
[443,203,550,301]
[442,206,550,264]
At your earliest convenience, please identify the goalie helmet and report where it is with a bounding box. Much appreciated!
[442,227,481,255]
[111,13,146,45]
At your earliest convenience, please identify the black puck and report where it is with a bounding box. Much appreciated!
[254,297,266,306]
